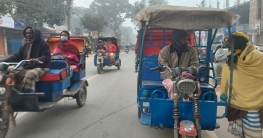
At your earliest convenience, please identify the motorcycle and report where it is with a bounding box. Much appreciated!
[125,48,129,54]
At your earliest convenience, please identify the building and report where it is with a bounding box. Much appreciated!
[202,0,263,45]
[0,16,26,57]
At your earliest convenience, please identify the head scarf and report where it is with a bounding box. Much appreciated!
[227,31,249,67]
[171,29,188,54]
[57,30,79,57]
[60,30,70,39]
[23,27,43,44]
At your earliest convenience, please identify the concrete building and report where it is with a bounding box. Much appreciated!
[202,0,263,46]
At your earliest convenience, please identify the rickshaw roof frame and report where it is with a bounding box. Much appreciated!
[135,5,240,30]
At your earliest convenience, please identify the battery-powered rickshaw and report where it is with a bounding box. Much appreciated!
[0,36,89,138]
[135,5,239,138]
[94,37,121,74]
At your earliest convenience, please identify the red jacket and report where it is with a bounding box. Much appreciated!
[108,44,117,52]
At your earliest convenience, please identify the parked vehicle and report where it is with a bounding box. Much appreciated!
[135,5,239,138]
[0,36,89,138]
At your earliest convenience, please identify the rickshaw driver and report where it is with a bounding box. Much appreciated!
[0,27,51,93]
[106,39,117,65]
[158,29,199,99]
[95,40,107,52]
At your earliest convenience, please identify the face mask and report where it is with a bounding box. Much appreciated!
[61,36,68,41]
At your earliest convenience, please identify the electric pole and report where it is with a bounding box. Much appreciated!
[66,0,72,31]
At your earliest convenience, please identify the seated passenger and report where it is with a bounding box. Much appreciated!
[107,39,117,64]
[53,30,80,65]
[158,29,199,99]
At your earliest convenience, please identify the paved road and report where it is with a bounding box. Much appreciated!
[6,52,238,138]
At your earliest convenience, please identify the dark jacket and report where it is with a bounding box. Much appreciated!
[96,45,107,51]
[1,27,51,69]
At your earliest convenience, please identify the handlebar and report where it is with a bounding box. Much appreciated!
[1,59,39,70]
[150,65,176,77]
[150,64,214,78]
[199,65,213,70]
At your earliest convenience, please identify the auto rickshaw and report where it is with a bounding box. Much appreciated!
[94,37,121,74]
[135,5,239,138]
[0,36,89,138]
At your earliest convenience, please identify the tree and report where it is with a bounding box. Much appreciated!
[119,26,136,44]
[89,0,133,37]
[131,0,167,27]
[0,0,67,27]
[80,14,107,33]
[148,0,168,5]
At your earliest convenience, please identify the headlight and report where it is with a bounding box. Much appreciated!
[97,53,102,57]
[176,79,196,94]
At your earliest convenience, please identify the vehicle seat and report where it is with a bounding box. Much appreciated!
[141,56,163,89]
[40,60,69,81]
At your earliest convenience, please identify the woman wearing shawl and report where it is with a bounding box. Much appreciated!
[53,30,80,65]
[221,31,263,138]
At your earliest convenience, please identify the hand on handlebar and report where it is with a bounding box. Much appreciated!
[30,58,43,64]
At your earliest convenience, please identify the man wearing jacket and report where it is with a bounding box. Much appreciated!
[0,27,51,93]
[158,29,199,98]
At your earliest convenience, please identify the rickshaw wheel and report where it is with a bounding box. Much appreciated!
[76,84,87,107]
[0,102,9,138]
[117,59,121,70]
[97,63,103,74]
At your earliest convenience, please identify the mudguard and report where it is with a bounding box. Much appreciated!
[63,80,88,96]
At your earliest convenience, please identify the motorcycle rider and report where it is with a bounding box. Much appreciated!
[125,44,129,52]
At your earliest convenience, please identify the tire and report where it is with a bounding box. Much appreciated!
[0,102,9,138]
[117,59,121,70]
[97,63,103,74]
[76,84,87,107]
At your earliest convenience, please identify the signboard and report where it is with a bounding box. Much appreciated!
[14,19,26,30]
[92,30,98,39]
[0,16,14,28]
[222,26,236,34]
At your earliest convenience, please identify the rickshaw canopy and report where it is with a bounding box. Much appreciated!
[135,5,240,30]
